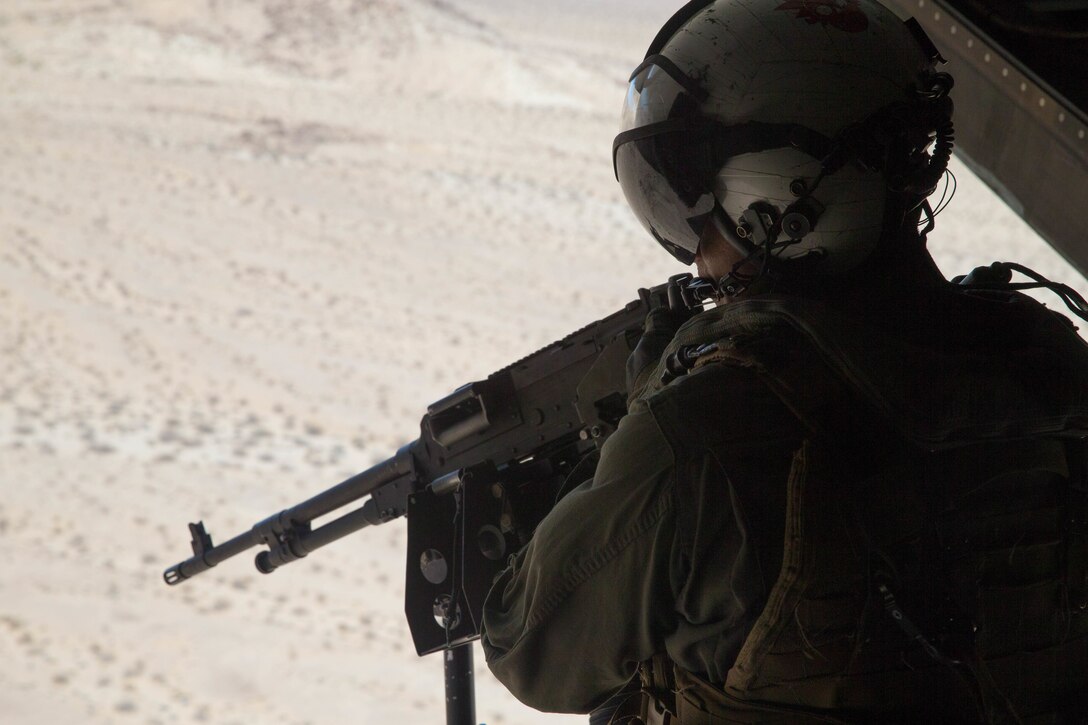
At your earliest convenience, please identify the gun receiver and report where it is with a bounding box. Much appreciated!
[164,276,695,654]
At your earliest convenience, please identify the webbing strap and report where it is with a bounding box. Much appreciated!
[674,666,851,724]
[641,653,677,724]
[1064,434,1088,610]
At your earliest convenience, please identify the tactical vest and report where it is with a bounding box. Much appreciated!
[624,291,1088,724]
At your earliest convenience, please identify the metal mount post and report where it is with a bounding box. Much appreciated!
[444,643,476,725]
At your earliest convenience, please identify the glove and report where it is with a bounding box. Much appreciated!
[626,303,693,403]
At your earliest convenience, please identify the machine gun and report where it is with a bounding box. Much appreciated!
[163,275,700,724]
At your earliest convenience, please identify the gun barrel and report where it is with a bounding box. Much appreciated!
[163,444,418,585]
[255,497,385,573]
[163,525,261,585]
[286,443,416,523]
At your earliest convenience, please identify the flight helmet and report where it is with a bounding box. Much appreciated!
[614,0,954,290]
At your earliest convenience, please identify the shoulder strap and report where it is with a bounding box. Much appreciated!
[1064,433,1088,610]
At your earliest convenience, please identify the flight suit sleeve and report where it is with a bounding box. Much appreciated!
[480,406,680,713]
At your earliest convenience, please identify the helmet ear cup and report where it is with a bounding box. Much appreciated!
[781,197,826,241]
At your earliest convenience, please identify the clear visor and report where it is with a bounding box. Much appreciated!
[620,62,691,134]
[615,59,714,265]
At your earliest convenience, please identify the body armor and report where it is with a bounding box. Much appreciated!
[626,288,1088,724]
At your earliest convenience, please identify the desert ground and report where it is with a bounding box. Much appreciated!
[2,1,1085,724]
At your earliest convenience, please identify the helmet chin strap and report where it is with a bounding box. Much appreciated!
[681,264,774,306]
[719,207,779,297]
[694,200,820,302]
[678,210,779,305]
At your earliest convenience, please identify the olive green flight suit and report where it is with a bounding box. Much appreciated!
[480,286,1088,721]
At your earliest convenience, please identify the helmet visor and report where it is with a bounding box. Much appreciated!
[615,59,715,265]
[619,55,708,135]
[615,135,716,265]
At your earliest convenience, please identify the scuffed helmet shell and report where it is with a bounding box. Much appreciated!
[622,0,943,277]
[663,0,929,137]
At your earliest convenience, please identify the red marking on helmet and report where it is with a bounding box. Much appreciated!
[775,0,869,33]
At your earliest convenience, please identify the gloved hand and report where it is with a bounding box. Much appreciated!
[626,302,693,402]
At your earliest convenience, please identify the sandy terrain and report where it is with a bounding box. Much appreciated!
[1,1,1085,723]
